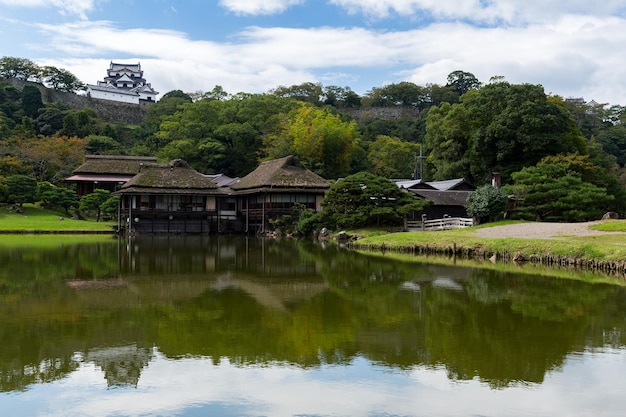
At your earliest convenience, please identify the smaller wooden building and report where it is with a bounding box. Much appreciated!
[66,155,157,197]
[397,178,475,219]
[230,155,331,233]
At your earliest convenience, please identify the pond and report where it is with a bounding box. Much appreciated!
[1,235,626,417]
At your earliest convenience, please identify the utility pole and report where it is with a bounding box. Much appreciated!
[413,146,425,180]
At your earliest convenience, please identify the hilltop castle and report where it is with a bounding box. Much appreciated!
[86,62,158,104]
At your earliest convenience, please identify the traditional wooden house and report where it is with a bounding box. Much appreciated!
[114,159,224,234]
[230,155,331,233]
[396,178,475,219]
[66,155,158,197]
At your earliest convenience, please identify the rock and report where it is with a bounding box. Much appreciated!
[489,253,497,263]
[602,212,619,220]
[58,217,64,221]
[512,252,526,262]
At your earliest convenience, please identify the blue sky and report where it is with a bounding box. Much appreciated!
[2,0,626,104]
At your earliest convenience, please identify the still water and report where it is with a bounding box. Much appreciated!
[1,235,626,417]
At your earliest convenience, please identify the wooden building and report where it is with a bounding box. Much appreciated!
[114,159,224,234]
[396,178,475,219]
[66,155,158,197]
[230,155,331,233]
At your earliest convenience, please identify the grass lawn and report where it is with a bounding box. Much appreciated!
[352,221,626,262]
[0,204,115,232]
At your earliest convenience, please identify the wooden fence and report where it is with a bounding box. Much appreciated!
[407,217,474,231]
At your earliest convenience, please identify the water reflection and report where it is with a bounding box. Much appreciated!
[1,236,626,416]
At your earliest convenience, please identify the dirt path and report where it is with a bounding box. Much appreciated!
[472,221,623,239]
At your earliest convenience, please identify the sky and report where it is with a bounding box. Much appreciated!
[1,0,626,105]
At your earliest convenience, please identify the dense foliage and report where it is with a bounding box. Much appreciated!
[305,172,430,231]
[2,55,626,221]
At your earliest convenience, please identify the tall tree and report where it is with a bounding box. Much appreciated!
[21,85,43,118]
[425,82,587,183]
[446,70,481,96]
[286,105,359,179]
[367,135,420,178]
[0,57,39,80]
[40,66,85,93]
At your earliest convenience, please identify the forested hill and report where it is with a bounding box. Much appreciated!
[3,58,626,221]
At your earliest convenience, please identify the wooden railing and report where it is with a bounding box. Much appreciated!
[407,217,474,231]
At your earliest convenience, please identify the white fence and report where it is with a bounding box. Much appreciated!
[407,217,474,231]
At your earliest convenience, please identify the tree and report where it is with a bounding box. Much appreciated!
[21,85,43,118]
[446,70,481,96]
[271,82,323,105]
[5,174,38,210]
[507,157,614,222]
[0,56,39,80]
[311,172,430,230]
[85,135,121,155]
[364,82,428,108]
[37,182,78,214]
[425,82,587,183]
[367,135,420,178]
[466,185,508,224]
[79,189,112,222]
[40,66,85,93]
[100,195,120,220]
[287,105,359,179]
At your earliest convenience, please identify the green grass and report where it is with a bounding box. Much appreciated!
[352,222,626,262]
[589,220,626,232]
[0,204,115,232]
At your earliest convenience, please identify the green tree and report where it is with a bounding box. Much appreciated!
[21,85,43,118]
[0,56,39,80]
[5,174,37,210]
[446,70,481,96]
[37,182,78,214]
[40,66,85,93]
[466,185,508,224]
[311,171,430,230]
[271,82,323,105]
[85,135,121,155]
[507,157,613,221]
[364,82,428,108]
[287,105,359,179]
[425,82,587,183]
[79,189,112,222]
[100,195,120,220]
[367,135,420,178]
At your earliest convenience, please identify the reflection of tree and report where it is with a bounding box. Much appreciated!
[2,237,626,393]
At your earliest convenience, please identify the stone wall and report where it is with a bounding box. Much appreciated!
[339,106,421,121]
[5,79,147,125]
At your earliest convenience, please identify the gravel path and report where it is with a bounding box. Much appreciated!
[472,221,621,239]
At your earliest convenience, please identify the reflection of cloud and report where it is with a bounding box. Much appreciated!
[6,349,626,417]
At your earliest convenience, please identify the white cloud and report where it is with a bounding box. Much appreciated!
[28,10,626,105]
[219,0,303,15]
[0,0,96,19]
[329,0,626,24]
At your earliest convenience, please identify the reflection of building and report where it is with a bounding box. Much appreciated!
[84,345,153,387]
[86,62,158,104]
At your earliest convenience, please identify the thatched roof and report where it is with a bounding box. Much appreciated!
[116,159,221,195]
[231,156,330,192]
[73,155,158,175]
